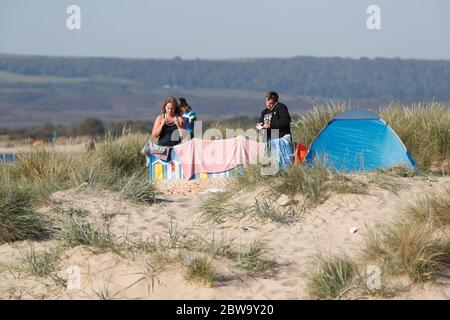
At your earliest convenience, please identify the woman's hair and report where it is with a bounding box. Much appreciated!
[160,97,182,116]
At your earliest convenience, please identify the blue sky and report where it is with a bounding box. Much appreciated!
[0,0,449,60]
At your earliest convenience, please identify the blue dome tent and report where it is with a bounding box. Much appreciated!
[306,109,415,172]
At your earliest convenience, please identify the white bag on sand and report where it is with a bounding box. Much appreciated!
[199,188,227,195]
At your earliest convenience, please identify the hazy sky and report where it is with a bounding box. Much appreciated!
[1,0,449,60]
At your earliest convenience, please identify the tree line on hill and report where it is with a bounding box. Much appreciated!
[1,54,450,100]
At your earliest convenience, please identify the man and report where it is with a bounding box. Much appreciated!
[179,97,197,138]
[257,91,291,142]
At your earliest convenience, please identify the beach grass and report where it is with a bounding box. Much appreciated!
[234,240,274,277]
[24,246,62,277]
[184,256,217,287]
[307,255,356,300]
[61,217,116,252]
[292,102,347,147]
[405,189,450,228]
[0,130,158,244]
[363,221,448,283]
[381,102,450,170]
[0,182,48,243]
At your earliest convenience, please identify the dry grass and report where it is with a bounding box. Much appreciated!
[274,163,366,211]
[234,241,275,277]
[184,256,217,287]
[0,130,158,243]
[199,191,239,224]
[23,246,62,277]
[0,181,48,243]
[61,217,117,252]
[98,131,148,177]
[381,102,450,170]
[292,102,347,146]
[200,191,290,224]
[307,189,450,298]
[234,164,272,191]
[307,255,356,300]
[405,189,450,228]
[363,190,450,284]
[363,222,448,283]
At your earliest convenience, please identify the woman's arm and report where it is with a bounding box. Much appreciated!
[151,115,165,139]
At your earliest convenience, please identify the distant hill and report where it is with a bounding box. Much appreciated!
[0,53,449,127]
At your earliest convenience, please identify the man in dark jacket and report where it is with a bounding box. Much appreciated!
[257,91,292,141]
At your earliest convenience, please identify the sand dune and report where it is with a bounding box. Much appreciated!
[0,175,449,300]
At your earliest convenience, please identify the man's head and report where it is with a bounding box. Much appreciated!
[179,97,190,114]
[265,91,279,109]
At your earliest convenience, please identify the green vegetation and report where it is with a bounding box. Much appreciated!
[292,102,347,146]
[212,161,366,222]
[406,189,450,228]
[24,246,62,277]
[144,225,276,279]
[200,191,289,224]
[0,130,158,243]
[61,217,116,251]
[72,117,106,137]
[363,189,450,283]
[1,54,450,101]
[98,132,147,177]
[0,118,153,141]
[234,241,274,277]
[307,256,356,300]
[184,256,217,287]
[363,222,448,283]
[199,191,238,224]
[381,103,450,169]
[234,164,273,191]
[307,189,450,299]
[0,182,48,243]
[2,53,450,129]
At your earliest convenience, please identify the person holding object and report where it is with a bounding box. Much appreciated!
[152,97,186,147]
[256,91,292,142]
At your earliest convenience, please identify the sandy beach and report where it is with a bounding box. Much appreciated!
[1,173,449,300]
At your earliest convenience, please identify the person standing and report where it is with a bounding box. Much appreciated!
[257,91,291,142]
[256,91,293,168]
[179,97,197,138]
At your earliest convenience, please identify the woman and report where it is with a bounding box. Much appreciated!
[152,97,186,147]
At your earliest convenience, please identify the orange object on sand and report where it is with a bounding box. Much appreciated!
[295,143,309,164]
[32,140,45,148]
